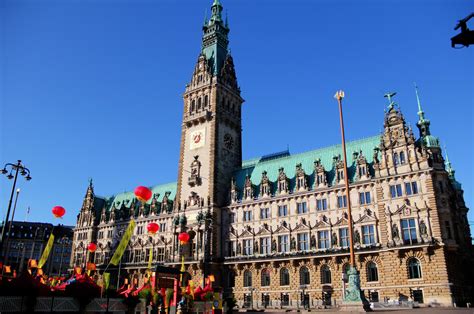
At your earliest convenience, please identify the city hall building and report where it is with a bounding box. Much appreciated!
[71,0,473,309]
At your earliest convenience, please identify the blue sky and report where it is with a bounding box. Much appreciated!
[1,0,473,233]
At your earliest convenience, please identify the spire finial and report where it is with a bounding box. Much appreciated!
[88,177,93,187]
[384,92,397,110]
[204,9,208,26]
[414,82,425,121]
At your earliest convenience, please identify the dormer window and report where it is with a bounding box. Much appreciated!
[358,166,366,177]
[400,151,406,164]
[393,152,399,166]
[337,170,344,181]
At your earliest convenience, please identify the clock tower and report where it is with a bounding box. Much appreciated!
[175,0,243,260]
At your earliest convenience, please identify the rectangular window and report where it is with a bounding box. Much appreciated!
[337,195,347,208]
[360,192,371,204]
[339,228,349,248]
[316,199,327,211]
[445,221,452,239]
[278,205,288,217]
[390,184,403,198]
[229,214,235,223]
[243,239,253,255]
[260,208,270,219]
[297,233,309,251]
[157,247,165,261]
[260,237,271,255]
[278,235,289,252]
[159,223,166,232]
[281,294,290,306]
[243,210,252,221]
[362,225,376,245]
[318,230,330,249]
[401,218,417,244]
[412,182,418,194]
[297,202,307,214]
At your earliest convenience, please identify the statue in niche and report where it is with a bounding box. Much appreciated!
[290,236,296,250]
[310,235,317,249]
[271,239,277,252]
[188,155,202,187]
[237,242,242,255]
[254,240,259,254]
[332,232,338,247]
[420,220,428,236]
[354,230,361,244]
[392,224,400,239]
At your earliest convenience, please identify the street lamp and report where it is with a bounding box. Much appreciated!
[334,91,367,310]
[0,160,32,259]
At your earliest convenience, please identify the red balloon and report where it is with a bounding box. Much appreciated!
[52,206,66,218]
[147,222,159,234]
[178,232,190,244]
[87,243,97,253]
[134,186,152,203]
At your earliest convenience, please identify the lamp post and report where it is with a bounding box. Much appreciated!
[0,160,32,259]
[334,90,367,310]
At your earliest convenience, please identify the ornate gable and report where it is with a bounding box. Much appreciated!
[273,221,291,234]
[354,208,378,224]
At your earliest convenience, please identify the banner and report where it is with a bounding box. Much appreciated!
[110,220,136,266]
[103,272,110,290]
[148,247,153,269]
[38,233,55,268]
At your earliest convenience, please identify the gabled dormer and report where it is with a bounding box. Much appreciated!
[259,171,272,198]
[355,150,371,181]
[313,158,327,188]
[243,174,254,200]
[295,163,308,192]
[277,167,289,194]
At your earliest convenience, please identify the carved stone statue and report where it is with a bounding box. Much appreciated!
[354,230,361,244]
[420,220,428,236]
[290,236,296,250]
[332,232,338,246]
[188,155,202,187]
[254,240,259,254]
[392,223,400,239]
[310,235,317,249]
[271,239,277,252]
[237,242,242,255]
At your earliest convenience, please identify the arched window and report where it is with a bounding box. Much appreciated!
[280,268,290,286]
[261,268,271,286]
[190,100,195,114]
[400,151,406,164]
[367,262,379,282]
[321,265,331,284]
[407,258,422,279]
[299,266,310,285]
[228,270,235,287]
[197,97,202,110]
[204,95,208,108]
[243,270,252,287]
[393,153,399,166]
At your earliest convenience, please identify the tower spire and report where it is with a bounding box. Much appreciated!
[414,82,425,121]
[444,145,454,176]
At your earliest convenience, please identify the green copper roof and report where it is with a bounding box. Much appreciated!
[234,136,381,199]
[201,0,229,75]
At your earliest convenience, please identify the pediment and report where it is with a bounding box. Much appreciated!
[391,203,418,217]
[293,220,310,232]
[273,222,291,234]
[333,216,348,227]
[314,216,331,228]
[354,209,378,224]
[239,228,254,238]
[256,225,271,236]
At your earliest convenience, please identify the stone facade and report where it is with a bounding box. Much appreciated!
[70,0,473,309]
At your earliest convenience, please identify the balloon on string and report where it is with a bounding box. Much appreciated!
[88,242,97,253]
[178,232,190,245]
[134,186,152,203]
[147,222,159,235]
[52,206,66,218]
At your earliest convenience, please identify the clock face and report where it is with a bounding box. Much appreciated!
[224,133,234,150]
